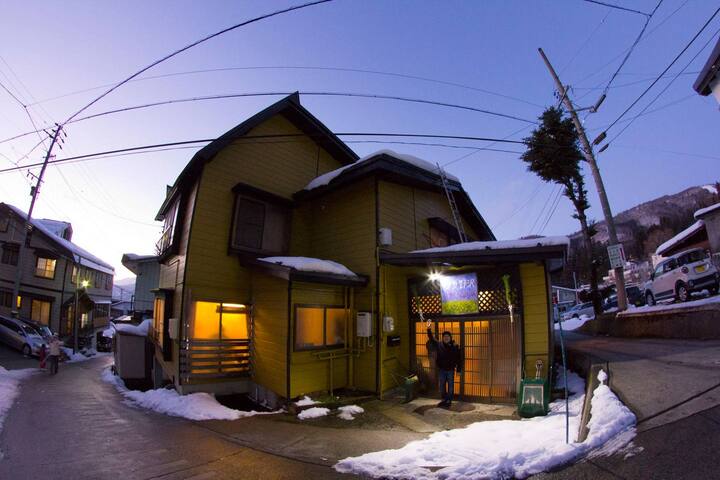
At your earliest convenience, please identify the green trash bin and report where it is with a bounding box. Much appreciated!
[517,377,550,418]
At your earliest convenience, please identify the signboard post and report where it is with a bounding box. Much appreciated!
[439,273,478,315]
[607,244,626,270]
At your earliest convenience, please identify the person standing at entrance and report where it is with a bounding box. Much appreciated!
[48,335,61,375]
[427,325,462,407]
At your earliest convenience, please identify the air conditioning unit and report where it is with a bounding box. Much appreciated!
[357,312,372,337]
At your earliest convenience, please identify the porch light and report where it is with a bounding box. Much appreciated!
[81,280,89,288]
[429,272,444,283]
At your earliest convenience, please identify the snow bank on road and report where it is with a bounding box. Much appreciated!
[0,367,36,455]
[626,295,720,315]
[554,314,594,332]
[335,370,636,479]
[101,367,279,421]
[297,406,330,420]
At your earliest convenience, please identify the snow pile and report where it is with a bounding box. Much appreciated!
[625,294,720,314]
[102,324,115,338]
[412,236,570,254]
[555,314,593,331]
[61,347,110,363]
[304,149,458,191]
[0,366,36,453]
[259,256,358,277]
[338,405,364,421]
[101,367,278,421]
[297,407,330,420]
[695,202,720,219]
[114,319,151,336]
[655,220,704,256]
[295,395,317,407]
[335,370,636,479]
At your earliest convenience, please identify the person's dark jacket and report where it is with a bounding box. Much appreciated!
[426,328,463,372]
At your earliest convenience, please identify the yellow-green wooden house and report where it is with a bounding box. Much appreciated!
[150,93,567,407]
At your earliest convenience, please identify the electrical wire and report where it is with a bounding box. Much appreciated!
[538,187,564,234]
[561,10,612,74]
[581,0,650,17]
[528,185,559,235]
[492,181,544,229]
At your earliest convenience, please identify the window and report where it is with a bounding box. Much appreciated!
[0,290,11,308]
[1,243,19,266]
[35,257,56,279]
[192,301,249,340]
[105,274,112,290]
[230,187,290,254]
[0,214,8,232]
[294,306,347,350]
[71,265,78,284]
[153,297,165,348]
[427,218,461,248]
[30,299,51,325]
[156,200,180,254]
[429,227,449,248]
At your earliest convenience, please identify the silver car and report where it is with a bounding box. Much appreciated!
[561,302,595,321]
[645,248,720,305]
[0,315,47,356]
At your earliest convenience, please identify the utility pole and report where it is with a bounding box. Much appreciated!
[11,125,64,317]
[538,48,628,311]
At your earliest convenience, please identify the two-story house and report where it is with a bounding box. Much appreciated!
[121,253,160,317]
[0,203,115,346]
[149,93,566,407]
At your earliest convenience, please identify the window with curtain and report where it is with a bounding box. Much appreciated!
[35,257,56,279]
[295,306,347,351]
[31,299,51,325]
[153,297,165,348]
[192,301,249,340]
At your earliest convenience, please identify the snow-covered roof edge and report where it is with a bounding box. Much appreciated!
[411,236,570,254]
[695,202,720,219]
[258,256,360,278]
[303,149,459,192]
[655,220,705,256]
[3,203,114,275]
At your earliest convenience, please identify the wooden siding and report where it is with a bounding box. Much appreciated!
[379,265,416,393]
[251,274,288,397]
[519,262,551,379]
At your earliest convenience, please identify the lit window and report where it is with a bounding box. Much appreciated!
[153,297,165,347]
[192,301,249,340]
[31,299,51,325]
[295,306,346,350]
[35,257,56,279]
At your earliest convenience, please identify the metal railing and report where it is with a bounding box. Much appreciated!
[179,339,251,382]
[155,225,174,255]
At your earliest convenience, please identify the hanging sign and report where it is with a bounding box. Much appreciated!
[607,244,626,270]
[439,272,478,315]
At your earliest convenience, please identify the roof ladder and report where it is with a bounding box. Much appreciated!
[436,163,468,243]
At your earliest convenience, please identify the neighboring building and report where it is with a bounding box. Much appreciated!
[120,253,159,316]
[695,202,720,265]
[605,260,651,286]
[655,220,709,258]
[551,285,577,310]
[693,38,720,107]
[148,93,566,407]
[0,203,114,343]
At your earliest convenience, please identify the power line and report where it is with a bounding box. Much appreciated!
[581,0,650,17]
[442,125,532,169]
[600,7,720,135]
[528,185,559,235]
[538,187,564,235]
[561,10,612,74]
[492,181,544,229]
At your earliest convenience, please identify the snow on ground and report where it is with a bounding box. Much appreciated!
[554,314,594,332]
[101,367,279,421]
[295,395,317,407]
[625,295,720,315]
[335,369,636,479]
[114,319,151,336]
[297,407,330,420]
[60,347,111,363]
[259,256,358,277]
[338,405,364,421]
[0,367,36,455]
[412,236,570,254]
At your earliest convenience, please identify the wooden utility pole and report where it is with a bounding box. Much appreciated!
[11,125,64,317]
[538,48,628,311]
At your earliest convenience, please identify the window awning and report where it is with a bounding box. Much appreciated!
[245,256,368,287]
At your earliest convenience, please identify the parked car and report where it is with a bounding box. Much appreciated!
[562,302,594,321]
[0,315,48,356]
[19,318,53,341]
[604,285,645,310]
[644,248,720,305]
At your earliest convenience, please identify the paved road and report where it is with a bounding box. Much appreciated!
[0,358,348,480]
[538,332,720,479]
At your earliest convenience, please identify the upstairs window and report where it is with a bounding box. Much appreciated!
[1,243,19,266]
[428,217,461,248]
[157,199,180,255]
[230,184,290,255]
[35,257,57,279]
[0,214,9,232]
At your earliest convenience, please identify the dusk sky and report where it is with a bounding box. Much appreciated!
[1,0,718,279]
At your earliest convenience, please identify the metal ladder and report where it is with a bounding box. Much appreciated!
[437,163,468,243]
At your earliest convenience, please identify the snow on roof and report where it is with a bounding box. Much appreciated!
[37,218,71,238]
[122,253,157,262]
[4,203,114,275]
[703,184,718,195]
[695,202,720,219]
[114,319,151,336]
[258,256,359,277]
[655,220,705,256]
[303,149,458,191]
[411,235,570,254]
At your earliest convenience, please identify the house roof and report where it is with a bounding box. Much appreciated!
[294,150,495,241]
[155,92,358,220]
[247,256,368,287]
[121,253,159,274]
[2,203,114,275]
[693,38,720,96]
[37,219,72,239]
[655,220,707,257]
[695,202,720,219]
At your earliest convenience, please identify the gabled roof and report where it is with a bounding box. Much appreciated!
[694,38,720,96]
[156,93,358,220]
[294,150,495,241]
[695,202,720,219]
[1,203,114,274]
[655,220,707,257]
[121,253,159,274]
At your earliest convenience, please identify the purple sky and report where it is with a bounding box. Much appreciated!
[1,1,718,279]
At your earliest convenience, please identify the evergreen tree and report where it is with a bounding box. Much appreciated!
[521,106,601,313]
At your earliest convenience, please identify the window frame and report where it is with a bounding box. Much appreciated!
[30,298,52,325]
[293,304,347,352]
[1,243,19,266]
[0,214,9,232]
[229,183,292,256]
[34,256,57,280]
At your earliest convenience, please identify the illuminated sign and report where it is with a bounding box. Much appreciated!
[439,272,478,315]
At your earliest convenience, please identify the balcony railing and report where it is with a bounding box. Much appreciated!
[155,225,174,255]
[179,339,251,382]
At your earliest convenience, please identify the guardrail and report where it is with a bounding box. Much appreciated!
[179,339,251,381]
